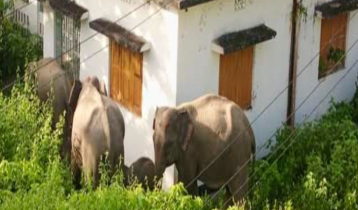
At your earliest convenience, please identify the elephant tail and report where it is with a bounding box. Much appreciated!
[251,138,256,161]
[251,137,256,175]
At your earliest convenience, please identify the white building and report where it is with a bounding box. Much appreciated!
[13,0,44,36]
[41,0,358,189]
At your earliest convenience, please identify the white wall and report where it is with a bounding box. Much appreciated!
[14,0,40,34]
[295,0,358,124]
[176,0,293,158]
[74,0,179,190]
[43,1,55,58]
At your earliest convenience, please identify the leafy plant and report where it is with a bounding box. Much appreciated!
[248,98,358,209]
[297,0,308,23]
[318,56,327,76]
[327,47,345,64]
[0,0,43,87]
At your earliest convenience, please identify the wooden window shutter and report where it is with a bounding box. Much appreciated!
[319,13,347,78]
[110,41,143,116]
[219,46,253,109]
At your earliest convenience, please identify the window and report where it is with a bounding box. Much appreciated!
[318,13,348,78]
[219,46,253,109]
[55,12,80,82]
[110,41,143,116]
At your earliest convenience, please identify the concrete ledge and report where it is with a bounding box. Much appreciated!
[89,18,150,53]
[315,0,358,19]
[212,24,277,55]
[49,0,89,20]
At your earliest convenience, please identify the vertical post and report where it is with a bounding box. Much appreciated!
[287,0,299,128]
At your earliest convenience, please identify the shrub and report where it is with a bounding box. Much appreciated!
[2,78,358,209]
[0,81,227,210]
[0,0,43,86]
[248,99,358,209]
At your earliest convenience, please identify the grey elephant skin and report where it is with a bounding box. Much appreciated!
[123,157,155,191]
[25,58,73,160]
[69,76,125,189]
[152,94,256,205]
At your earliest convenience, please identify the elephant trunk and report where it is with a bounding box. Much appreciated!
[154,164,166,180]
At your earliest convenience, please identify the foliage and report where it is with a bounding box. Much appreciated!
[247,97,358,209]
[318,56,327,76]
[327,47,345,64]
[2,76,358,209]
[297,0,308,23]
[0,0,43,85]
[0,79,71,193]
[318,46,345,78]
[0,81,230,210]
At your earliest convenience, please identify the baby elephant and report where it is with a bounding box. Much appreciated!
[123,157,155,191]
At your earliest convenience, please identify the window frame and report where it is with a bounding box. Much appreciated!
[109,40,143,117]
[54,12,81,82]
[318,13,348,79]
[218,46,255,110]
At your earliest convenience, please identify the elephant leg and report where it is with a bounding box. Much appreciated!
[227,164,249,206]
[82,148,100,189]
[223,186,233,209]
[92,158,100,189]
[108,152,120,178]
[178,164,198,196]
[71,157,81,190]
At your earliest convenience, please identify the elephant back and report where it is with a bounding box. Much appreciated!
[179,94,254,150]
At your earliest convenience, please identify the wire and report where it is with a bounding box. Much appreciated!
[1,0,151,92]
[184,11,358,190]
[222,56,358,207]
[209,33,358,202]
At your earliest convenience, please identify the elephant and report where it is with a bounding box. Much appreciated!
[152,94,256,206]
[123,157,155,191]
[25,57,73,160]
[68,75,124,189]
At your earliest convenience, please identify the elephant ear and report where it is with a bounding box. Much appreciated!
[177,110,194,152]
[68,80,82,112]
[99,80,108,96]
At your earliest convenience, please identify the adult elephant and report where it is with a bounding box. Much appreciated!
[25,58,73,160]
[69,76,125,189]
[152,94,255,205]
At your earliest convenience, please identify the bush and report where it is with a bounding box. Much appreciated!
[0,81,227,210]
[2,78,358,209]
[248,99,358,209]
[0,0,43,85]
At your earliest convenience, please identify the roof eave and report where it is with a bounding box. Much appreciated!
[178,0,216,10]
[89,18,151,53]
[212,24,277,55]
[315,0,358,19]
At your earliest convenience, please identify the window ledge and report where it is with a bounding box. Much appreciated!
[212,24,276,55]
[318,62,345,79]
[90,18,151,53]
[49,0,89,21]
